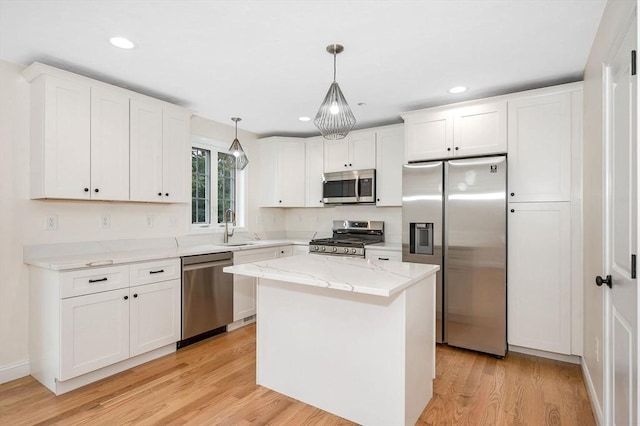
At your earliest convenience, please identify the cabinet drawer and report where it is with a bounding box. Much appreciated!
[234,247,279,265]
[129,258,180,286]
[60,265,130,298]
[365,250,402,262]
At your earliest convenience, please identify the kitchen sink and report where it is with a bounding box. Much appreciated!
[218,242,259,246]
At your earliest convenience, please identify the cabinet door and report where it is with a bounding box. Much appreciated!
[375,126,404,206]
[508,93,571,202]
[507,202,571,354]
[453,102,507,157]
[349,131,376,170]
[258,140,279,207]
[60,288,130,380]
[278,140,306,207]
[90,87,130,201]
[130,99,163,202]
[162,107,190,203]
[233,247,279,321]
[324,139,350,172]
[305,137,325,207]
[40,76,91,199]
[404,111,453,162]
[129,279,181,357]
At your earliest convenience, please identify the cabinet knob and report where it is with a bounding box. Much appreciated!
[133,293,138,298]
[94,188,99,193]
[510,209,515,213]
[123,295,129,300]
[510,192,515,197]
[377,198,380,202]
[455,147,459,151]
[158,192,162,196]
[344,164,348,167]
[595,275,612,289]
[165,193,169,197]
[279,200,282,203]
[349,163,352,166]
[447,147,451,152]
[84,188,89,192]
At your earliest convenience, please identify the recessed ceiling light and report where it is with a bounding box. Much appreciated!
[110,37,135,49]
[299,116,311,122]
[448,86,467,94]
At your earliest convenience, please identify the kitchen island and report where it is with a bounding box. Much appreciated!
[224,254,439,426]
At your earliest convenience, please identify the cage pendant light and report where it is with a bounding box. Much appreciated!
[314,44,356,140]
[228,117,249,170]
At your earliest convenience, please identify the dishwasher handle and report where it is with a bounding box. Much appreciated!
[182,260,233,272]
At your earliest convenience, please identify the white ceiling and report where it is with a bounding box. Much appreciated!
[0,0,606,137]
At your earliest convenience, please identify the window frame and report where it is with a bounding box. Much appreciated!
[190,135,246,233]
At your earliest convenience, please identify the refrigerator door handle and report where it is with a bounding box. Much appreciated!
[355,175,360,201]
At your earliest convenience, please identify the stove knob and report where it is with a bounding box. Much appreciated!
[321,247,326,252]
[314,245,319,251]
[351,248,357,254]
[343,248,349,253]
[332,247,338,253]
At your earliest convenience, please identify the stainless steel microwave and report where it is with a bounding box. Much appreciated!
[322,169,376,204]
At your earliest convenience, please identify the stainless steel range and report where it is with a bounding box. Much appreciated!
[309,220,384,257]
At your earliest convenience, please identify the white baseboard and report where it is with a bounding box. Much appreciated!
[581,359,603,426]
[508,345,581,364]
[0,360,30,384]
[227,315,256,332]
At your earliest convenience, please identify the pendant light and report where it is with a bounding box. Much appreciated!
[314,43,356,140]
[228,117,249,170]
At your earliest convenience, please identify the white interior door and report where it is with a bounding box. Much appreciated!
[603,17,637,426]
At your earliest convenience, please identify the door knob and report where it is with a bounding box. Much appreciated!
[595,275,612,289]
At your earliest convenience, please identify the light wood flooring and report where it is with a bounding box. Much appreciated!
[0,324,595,425]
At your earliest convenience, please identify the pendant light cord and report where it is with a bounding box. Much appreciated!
[333,51,337,82]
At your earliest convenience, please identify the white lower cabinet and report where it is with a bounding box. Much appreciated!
[232,246,292,321]
[507,202,571,354]
[129,279,181,357]
[60,288,130,381]
[30,258,181,395]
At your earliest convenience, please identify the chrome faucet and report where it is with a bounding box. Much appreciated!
[223,209,235,243]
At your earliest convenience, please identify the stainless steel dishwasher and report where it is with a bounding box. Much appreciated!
[178,252,233,348]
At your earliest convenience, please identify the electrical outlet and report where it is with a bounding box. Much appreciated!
[45,214,58,231]
[100,214,111,229]
[146,215,154,228]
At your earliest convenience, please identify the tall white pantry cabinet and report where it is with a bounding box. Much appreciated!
[403,83,583,358]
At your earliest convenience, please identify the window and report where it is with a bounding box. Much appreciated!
[191,136,245,229]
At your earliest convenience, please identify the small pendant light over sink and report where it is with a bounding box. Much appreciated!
[229,117,249,170]
[314,43,356,140]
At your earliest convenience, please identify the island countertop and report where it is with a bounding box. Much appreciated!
[223,254,439,297]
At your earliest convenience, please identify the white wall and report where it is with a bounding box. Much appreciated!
[582,0,637,419]
[0,59,284,378]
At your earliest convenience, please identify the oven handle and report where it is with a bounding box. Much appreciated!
[355,175,359,201]
[183,260,233,272]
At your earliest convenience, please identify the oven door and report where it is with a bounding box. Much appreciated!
[322,169,375,204]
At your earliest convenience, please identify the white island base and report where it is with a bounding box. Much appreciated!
[226,255,438,426]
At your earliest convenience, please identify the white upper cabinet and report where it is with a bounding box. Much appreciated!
[508,92,572,202]
[305,137,325,207]
[161,106,190,203]
[375,125,404,206]
[403,101,507,162]
[130,98,164,202]
[258,137,306,207]
[28,75,91,199]
[129,100,190,203]
[23,63,190,203]
[324,130,376,172]
[90,86,130,201]
[404,111,453,162]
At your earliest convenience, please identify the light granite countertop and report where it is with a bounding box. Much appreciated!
[224,254,439,297]
[24,240,309,271]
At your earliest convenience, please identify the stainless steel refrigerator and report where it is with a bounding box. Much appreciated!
[402,156,507,357]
